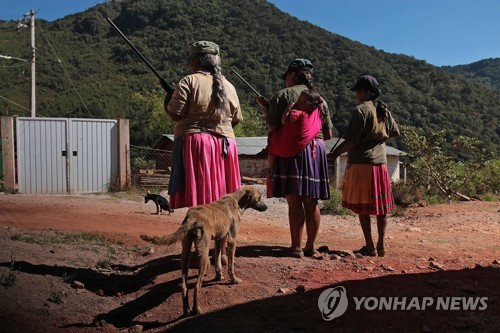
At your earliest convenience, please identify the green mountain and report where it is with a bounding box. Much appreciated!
[442,58,500,90]
[0,0,498,155]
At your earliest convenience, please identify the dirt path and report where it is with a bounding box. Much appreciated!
[0,190,499,332]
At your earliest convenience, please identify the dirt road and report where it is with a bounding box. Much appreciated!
[0,190,498,332]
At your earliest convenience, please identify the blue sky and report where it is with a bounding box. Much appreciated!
[1,0,498,67]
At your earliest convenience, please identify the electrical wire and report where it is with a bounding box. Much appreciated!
[37,23,94,118]
[0,94,47,117]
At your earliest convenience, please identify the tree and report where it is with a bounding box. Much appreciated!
[401,125,490,201]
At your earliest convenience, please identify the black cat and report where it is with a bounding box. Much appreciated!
[144,192,174,215]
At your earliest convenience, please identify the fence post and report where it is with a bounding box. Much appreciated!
[1,116,16,191]
[117,118,130,191]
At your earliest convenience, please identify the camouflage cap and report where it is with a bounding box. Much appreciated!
[190,40,219,56]
[282,58,314,79]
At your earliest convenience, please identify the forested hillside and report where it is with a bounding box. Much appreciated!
[442,58,500,90]
[0,0,498,155]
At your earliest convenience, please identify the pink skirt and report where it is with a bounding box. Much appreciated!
[342,163,394,215]
[169,133,241,209]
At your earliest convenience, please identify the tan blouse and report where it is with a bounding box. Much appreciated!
[167,72,242,139]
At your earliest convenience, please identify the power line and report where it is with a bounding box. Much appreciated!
[37,23,93,118]
[0,94,46,117]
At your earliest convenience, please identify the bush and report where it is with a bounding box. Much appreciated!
[321,187,354,216]
[391,181,422,207]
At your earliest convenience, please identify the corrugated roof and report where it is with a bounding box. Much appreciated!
[162,134,405,156]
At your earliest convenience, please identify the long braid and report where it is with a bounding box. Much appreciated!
[196,54,226,114]
[212,64,226,113]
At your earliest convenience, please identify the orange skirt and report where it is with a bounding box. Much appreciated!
[342,163,394,215]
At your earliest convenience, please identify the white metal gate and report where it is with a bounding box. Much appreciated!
[16,117,118,194]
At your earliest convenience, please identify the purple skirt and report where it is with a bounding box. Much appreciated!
[271,139,330,200]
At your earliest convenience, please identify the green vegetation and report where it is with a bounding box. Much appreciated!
[321,187,354,216]
[401,126,498,202]
[10,231,120,246]
[0,0,498,156]
[442,58,500,90]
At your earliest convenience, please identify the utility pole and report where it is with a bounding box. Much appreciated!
[29,10,36,117]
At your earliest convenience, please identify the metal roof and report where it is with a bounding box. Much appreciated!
[162,134,405,156]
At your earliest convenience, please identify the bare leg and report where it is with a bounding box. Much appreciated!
[303,196,320,252]
[376,214,387,255]
[286,194,305,252]
[358,214,375,250]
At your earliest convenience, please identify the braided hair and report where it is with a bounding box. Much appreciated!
[189,53,227,114]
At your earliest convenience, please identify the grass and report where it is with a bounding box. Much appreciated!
[321,187,355,216]
[10,231,121,264]
[10,231,120,246]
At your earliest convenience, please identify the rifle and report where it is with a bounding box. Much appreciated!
[231,68,262,97]
[107,18,173,94]
[230,68,269,109]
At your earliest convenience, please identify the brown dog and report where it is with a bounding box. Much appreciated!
[140,185,267,316]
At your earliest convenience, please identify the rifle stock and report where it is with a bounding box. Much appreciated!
[107,18,173,94]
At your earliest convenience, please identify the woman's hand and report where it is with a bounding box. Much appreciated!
[256,96,269,117]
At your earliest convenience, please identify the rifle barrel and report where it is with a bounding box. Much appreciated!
[107,18,172,93]
[230,68,262,97]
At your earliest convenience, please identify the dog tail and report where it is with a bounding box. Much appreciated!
[140,223,187,246]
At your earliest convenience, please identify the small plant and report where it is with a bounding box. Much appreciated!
[423,194,448,205]
[0,270,17,288]
[62,273,76,283]
[48,291,67,304]
[480,192,499,202]
[390,205,406,217]
[321,187,354,215]
[96,258,112,270]
[392,181,422,207]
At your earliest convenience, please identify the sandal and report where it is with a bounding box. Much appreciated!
[303,248,318,257]
[290,248,304,258]
[353,246,377,257]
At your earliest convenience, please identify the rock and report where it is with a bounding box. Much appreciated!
[129,324,144,333]
[492,259,500,265]
[429,261,444,271]
[295,285,306,293]
[418,199,427,207]
[317,245,329,253]
[380,264,395,272]
[71,281,85,289]
[312,252,323,260]
[330,250,355,258]
[278,288,290,294]
[143,247,155,256]
[330,254,342,261]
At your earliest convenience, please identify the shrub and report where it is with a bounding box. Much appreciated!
[321,187,354,215]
